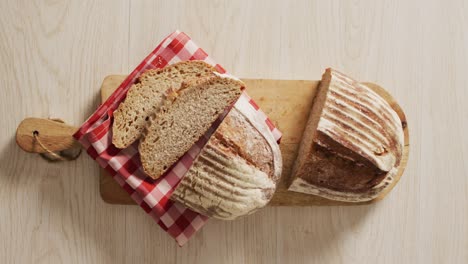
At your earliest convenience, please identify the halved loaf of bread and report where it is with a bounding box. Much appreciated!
[139,74,243,179]
[171,105,282,220]
[112,61,215,149]
[289,68,404,202]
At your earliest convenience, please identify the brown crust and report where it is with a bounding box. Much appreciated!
[171,107,282,219]
[212,109,274,180]
[290,68,404,202]
[296,142,387,193]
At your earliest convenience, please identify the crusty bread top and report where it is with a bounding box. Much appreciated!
[112,61,216,149]
[317,68,404,172]
[171,105,282,220]
[289,68,404,202]
[139,75,243,179]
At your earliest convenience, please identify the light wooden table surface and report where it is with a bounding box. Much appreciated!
[1,1,467,263]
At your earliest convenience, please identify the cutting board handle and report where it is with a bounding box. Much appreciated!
[16,118,79,154]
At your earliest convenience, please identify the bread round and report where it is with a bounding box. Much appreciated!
[289,68,404,202]
[171,103,282,220]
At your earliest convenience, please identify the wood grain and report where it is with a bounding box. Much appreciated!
[1,0,467,263]
[99,76,409,206]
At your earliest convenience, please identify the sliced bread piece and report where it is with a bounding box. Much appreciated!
[139,75,244,179]
[112,61,216,149]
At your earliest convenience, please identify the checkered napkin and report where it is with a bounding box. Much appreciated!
[73,30,282,246]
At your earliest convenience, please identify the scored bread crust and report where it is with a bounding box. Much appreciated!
[112,61,216,149]
[289,68,404,202]
[290,167,399,202]
[171,103,282,220]
[139,75,244,179]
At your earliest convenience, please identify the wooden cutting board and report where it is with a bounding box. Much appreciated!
[99,76,409,206]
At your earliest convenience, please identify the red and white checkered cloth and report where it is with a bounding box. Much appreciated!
[73,30,282,246]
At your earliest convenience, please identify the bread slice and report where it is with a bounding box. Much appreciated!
[112,61,216,149]
[139,74,244,179]
[289,68,404,202]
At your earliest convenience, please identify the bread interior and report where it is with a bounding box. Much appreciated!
[139,77,242,179]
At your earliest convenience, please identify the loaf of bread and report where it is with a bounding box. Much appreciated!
[112,61,215,149]
[289,68,404,202]
[171,102,282,220]
[139,74,243,179]
[112,61,281,217]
